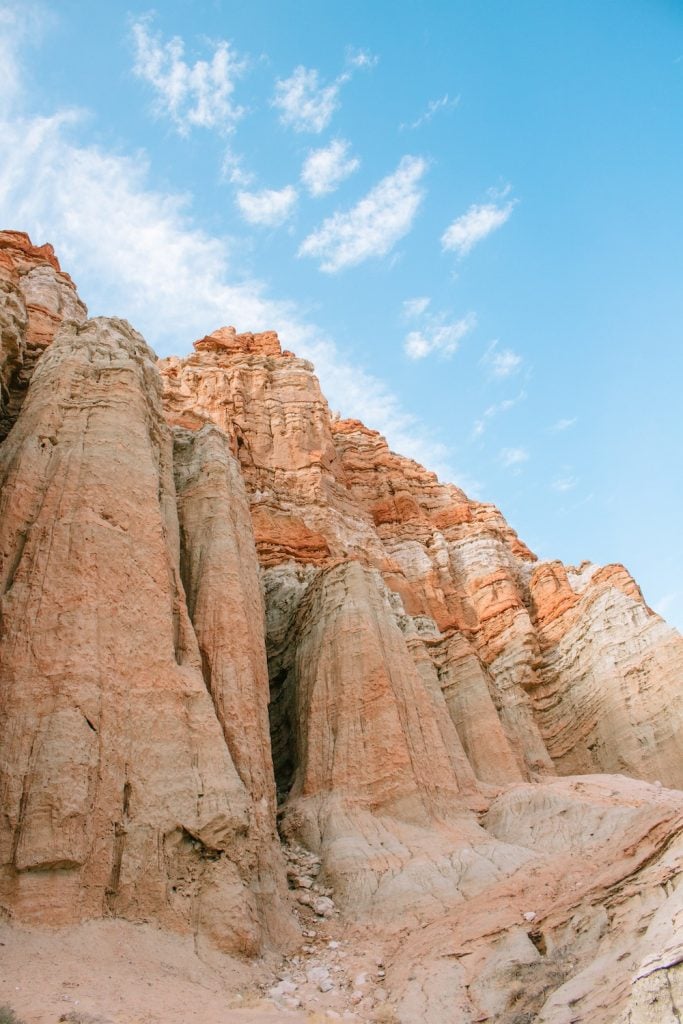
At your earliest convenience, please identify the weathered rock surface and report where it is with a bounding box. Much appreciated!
[0,230,87,439]
[157,316,683,1022]
[1,233,682,1024]
[159,324,683,793]
[0,312,291,955]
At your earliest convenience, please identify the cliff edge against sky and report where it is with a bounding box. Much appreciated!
[1,230,682,1024]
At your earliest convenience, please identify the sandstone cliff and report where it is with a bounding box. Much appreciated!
[0,231,86,440]
[1,233,682,1024]
[160,324,683,794]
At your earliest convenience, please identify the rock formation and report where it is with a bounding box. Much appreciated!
[1,232,682,1024]
[160,324,683,794]
[0,270,292,955]
[0,231,86,440]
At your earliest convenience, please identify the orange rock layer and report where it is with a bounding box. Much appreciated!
[0,230,86,440]
[158,321,683,791]
[1,232,682,1024]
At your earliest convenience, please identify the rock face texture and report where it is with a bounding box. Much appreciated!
[0,231,86,440]
[0,305,291,955]
[160,325,683,794]
[1,233,682,1023]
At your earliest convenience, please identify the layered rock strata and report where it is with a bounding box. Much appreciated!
[0,231,86,439]
[158,323,683,1024]
[159,325,683,794]
[1,233,682,1024]
[0,311,291,955]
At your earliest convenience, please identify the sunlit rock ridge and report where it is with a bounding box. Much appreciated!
[1,230,682,1024]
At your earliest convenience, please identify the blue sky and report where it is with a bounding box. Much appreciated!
[1,0,682,628]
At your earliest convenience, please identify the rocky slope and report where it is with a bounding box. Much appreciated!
[1,232,682,1024]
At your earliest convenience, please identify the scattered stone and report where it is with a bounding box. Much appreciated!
[313,896,335,917]
[267,979,298,999]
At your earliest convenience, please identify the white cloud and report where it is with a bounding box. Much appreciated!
[402,296,431,318]
[551,417,577,432]
[345,47,379,70]
[481,340,523,378]
[500,447,529,469]
[442,200,515,257]
[0,6,22,115]
[235,185,297,226]
[490,350,522,376]
[404,312,476,360]
[487,182,513,201]
[131,18,246,135]
[551,474,578,492]
[0,28,471,490]
[483,392,526,417]
[221,148,254,187]
[272,65,340,133]
[472,390,527,437]
[401,92,459,131]
[0,3,53,117]
[299,155,427,272]
[273,50,378,134]
[301,139,360,196]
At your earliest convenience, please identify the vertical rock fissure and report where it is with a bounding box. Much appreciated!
[268,664,298,805]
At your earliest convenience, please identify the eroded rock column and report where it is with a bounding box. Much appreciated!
[0,317,289,954]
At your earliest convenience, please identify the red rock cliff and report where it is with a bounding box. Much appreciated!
[1,232,682,1024]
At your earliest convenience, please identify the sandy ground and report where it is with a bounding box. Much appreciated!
[0,918,310,1024]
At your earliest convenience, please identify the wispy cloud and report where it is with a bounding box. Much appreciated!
[404,312,476,360]
[442,199,515,257]
[472,390,527,438]
[481,340,523,378]
[551,417,577,432]
[235,185,297,226]
[345,47,379,70]
[0,24,469,490]
[273,51,376,134]
[221,148,254,187]
[401,92,459,131]
[402,296,431,319]
[556,492,594,517]
[131,17,246,135]
[299,155,427,272]
[500,447,530,469]
[551,474,578,492]
[484,392,526,417]
[301,138,360,196]
[272,65,340,133]
[0,6,26,115]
